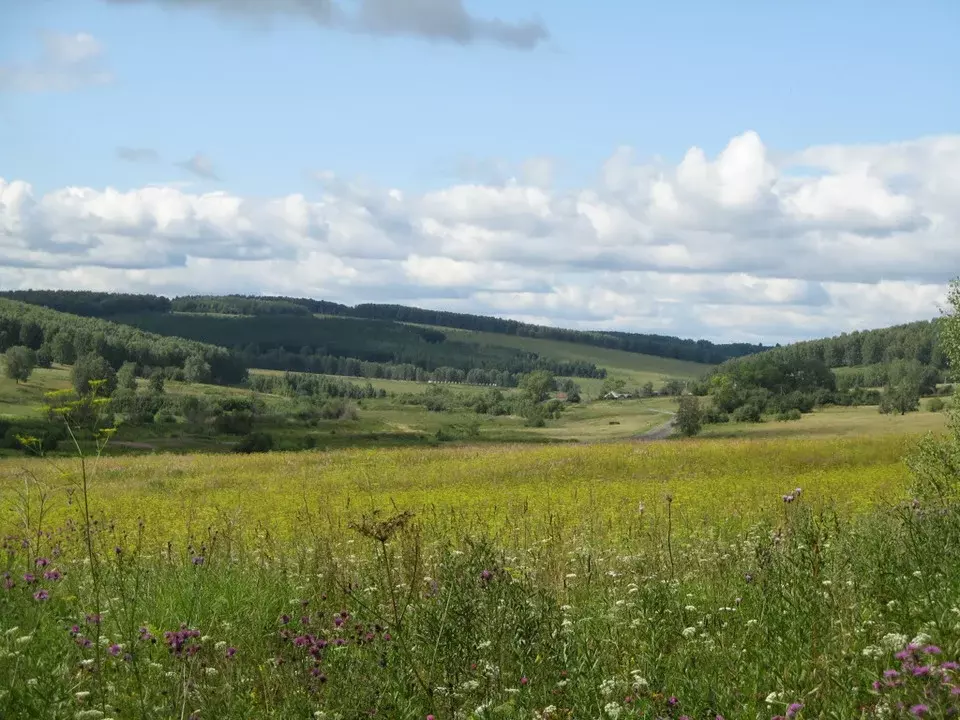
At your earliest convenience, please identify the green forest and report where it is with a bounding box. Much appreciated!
[0,290,767,364]
[694,318,949,423]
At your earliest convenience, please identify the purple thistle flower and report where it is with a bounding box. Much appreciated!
[225,647,237,658]
[883,669,900,678]
[924,645,942,655]
[35,557,49,568]
[33,589,49,601]
[668,696,678,707]
[787,702,804,718]
[109,643,122,656]
[481,569,492,582]
[942,661,960,671]
[43,569,62,581]
[23,573,36,584]
[191,556,204,566]
[86,613,102,625]
[913,666,932,677]
[280,614,290,625]
[910,705,929,717]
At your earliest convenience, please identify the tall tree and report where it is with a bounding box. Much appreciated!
[3,346,36,384]
[675,395,703,437]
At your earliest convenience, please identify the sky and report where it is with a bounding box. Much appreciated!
[1,0,958,345]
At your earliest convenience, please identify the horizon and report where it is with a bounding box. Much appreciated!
[2,1,958,346]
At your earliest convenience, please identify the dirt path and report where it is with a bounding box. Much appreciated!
[634,412,676,441]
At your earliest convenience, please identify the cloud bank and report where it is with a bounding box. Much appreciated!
[2,131,957,344]
[102,0,549,50]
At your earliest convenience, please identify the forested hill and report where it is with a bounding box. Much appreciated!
[192,295,768,364]
[730,318,945,372]
[692,317,951,422]
[0,298,248,384]
[0,290,766,365]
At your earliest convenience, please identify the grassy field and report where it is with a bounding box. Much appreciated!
[3,430,960,718]
[699,404,950,440]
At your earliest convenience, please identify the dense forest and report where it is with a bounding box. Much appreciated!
[1,290,764,364]
[0,290,172,317]
[171,295,313,316]
[695,318,951,422]
[250,296,768,364]
[0,299,247,385]
[112,312,606,384]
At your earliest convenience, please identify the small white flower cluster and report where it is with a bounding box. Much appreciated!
[604,701,622,719]
[880,633,908,651]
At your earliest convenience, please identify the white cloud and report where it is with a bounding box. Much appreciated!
[0,32,113,92]
[2,131,957,344]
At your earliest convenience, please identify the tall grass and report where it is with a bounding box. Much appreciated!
[3,426,960,718]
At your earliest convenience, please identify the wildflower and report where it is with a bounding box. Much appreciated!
[787,703,804,718]
[108,644,122,656]
[35,558,49,568]
[33,589,49,601]
[16,634,33,645]
[427,716,435,720]
[43,569,62,581]
[26,678,38,687]
[909,705,929,717]
[604,702,622,719]
[668,696,678,707]
[226,647,237,658]
[924,645,942,655]
[521,676,529,686]
[23,573,36,584]
[765,691,782,705]
[881,633,908,651]
[480,569,492,582]
[192,556,204,566]
[681,627,697,639]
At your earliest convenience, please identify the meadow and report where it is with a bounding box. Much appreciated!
[4,426,960,719]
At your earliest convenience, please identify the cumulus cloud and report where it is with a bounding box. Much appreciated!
[0,32,114,92]
[2,130,958,344]
[101,0,548,50]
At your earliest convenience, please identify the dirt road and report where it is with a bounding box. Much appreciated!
[635,413,676,441]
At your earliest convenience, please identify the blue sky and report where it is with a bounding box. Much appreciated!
[5,0,957,194]
[1,0,958,343]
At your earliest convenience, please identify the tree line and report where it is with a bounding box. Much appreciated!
[1,290,765,364]
[0,299,248,385]
[112,312,607,381]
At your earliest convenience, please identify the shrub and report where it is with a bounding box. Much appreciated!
[928,397,947,412]
[776,409,803,422]
[701,406,729,424]
[234,431,274,453]
[732,403,763,423]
